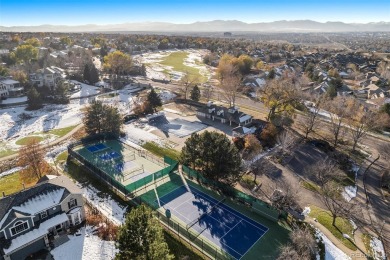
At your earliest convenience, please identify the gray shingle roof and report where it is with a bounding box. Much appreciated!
[0,176,80,229]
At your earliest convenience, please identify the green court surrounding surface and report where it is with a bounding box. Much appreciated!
[159,52,207,83]
[137,172,290,260]
[73,139,164,186]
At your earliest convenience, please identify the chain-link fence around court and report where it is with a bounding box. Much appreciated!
[67,135,179,197]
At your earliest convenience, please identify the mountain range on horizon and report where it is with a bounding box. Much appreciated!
[1,20,390,33]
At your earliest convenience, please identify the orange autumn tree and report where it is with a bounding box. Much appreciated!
[18,139,51,183]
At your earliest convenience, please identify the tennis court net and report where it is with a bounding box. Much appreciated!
[186,197,226,230]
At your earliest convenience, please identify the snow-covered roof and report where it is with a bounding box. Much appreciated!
[3,213,69,254]
[0,79,19,85]
[255,78,266,86]
[12,188,65,215]
[239,114,252,123]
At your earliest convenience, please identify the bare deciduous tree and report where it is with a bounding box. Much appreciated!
[298,96,325,139]
[305,159,341,187]
[277,130,296,153]
[326,96,350,148]
[260,77,301,122]
[202,84,214,102]
[348,101,378,152]
[218,63,241,107]
[18,139,47,180]
[269,179,300,214]
[277,245,301,260]
[180,70,198,100]
[320,181,355,226]
[277,226,318,260]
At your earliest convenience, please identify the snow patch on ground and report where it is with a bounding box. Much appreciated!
[302,206,311,216]
[122,122,165,147]
[0,166,26,178]
[316,229,351,260]
[51,226,117,260]
[342,186,357,202]
[1,96,27,104]
[45,144,68,164]
[159,90,176,103]
[370,237,386,260]
[77,184,127,226]
[135,49,212,81]
[70,81,101,98]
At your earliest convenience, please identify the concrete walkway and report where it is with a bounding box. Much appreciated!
[0,124,83,162]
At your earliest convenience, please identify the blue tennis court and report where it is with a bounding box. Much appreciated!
[86,143,107,153]
[157,185,268,259]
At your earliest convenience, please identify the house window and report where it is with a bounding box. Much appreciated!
[68,198,77,209]
[10,221,29,236]
[40,211,48,219]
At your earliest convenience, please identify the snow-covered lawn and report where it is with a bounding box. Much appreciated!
[70,81,101,98]
[122,122,166,147]
[342,186,357,202]
[1,96,27,104]
[370,237,386,260]
[51,226,117,260]
[1,102,84,144]
[135,49,213,81]
[0,166,25,178]
[77,184,127,226]
[159,90,176,103]
[316,229,351,260]
[0,84,138,150]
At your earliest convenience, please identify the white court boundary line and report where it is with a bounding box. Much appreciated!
[157,184,269,259]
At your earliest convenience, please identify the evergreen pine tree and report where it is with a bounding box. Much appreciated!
[147,88,162,112]
[89,63,100,84]
[115,205,173,260]
[83,63,90,83]
[190,85,201,102]
[27,87,43,110]
[83,101,122,136]
[180,131,242,185]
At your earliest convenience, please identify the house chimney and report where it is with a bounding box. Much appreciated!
[2,192,5,197]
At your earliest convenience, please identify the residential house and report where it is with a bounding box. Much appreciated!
[0,175,85,260]
[29,66,66,90]
[0,77,23,98]
[197,102,253,127]
[365,84,386,99]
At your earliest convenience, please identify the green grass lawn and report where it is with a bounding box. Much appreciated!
[301,180,321,193]
[43,125,78,137]
[55,151,68,164]
[15,136,45,145]
[159,52,207,83]
[309,205,357,251]
[0,147,16,158]
[142,142,180,160]
[0,171,38,196]
[15,125,78,146]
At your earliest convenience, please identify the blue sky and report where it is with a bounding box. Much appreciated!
[0,0,389,26]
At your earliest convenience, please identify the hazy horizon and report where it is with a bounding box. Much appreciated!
[0,0,389,27]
